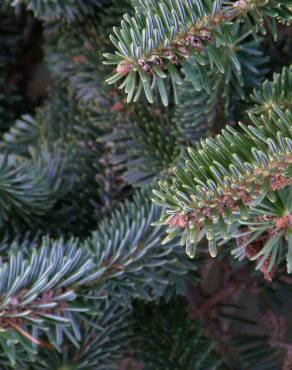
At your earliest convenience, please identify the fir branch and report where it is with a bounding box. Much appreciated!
[45,0,130,105]
[85,189,197,304]
[9,0,110,21]
[250,65,292,116]
[100,104,180,186]
[2,114,38,155]
[0,238,99,364]
[0,190,197,365]
[0,153,54,228]
[152,107,292,275]
[0,143,71,234]
[2,1,292,368]
[104,0,291,104]
[174,23,268,142]
[31,299,132,370]
[133,298,225,369]
[2,87,105,236]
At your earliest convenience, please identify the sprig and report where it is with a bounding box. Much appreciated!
[0,239,99,365]
[104,0,291,105]
[152,107,291,276]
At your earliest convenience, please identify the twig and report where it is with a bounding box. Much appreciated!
[6,319,53,350]
[190,285,236,319]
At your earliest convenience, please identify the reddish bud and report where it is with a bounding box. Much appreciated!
[270,174,290,191]
[116,63,132,75]
[112,101,125,112]
[261,255,276,281]
[168,214,189,228]
[275,215,292,229]
[73,55,87,64]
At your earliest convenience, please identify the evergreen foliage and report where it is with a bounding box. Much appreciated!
[45,0,130,104]
[0,0,292,368]
[174,23,268,141]
[0,148,68,231]
[133,298,224,369]
[101,104,180,186]
[0,188,198,368]
[250,65,292,116]
[153,95,292,275]
[9,0,110,21]
[104,0,291,104]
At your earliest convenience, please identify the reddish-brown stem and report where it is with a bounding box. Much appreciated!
[6,319,53,350]
[189,285,237,319]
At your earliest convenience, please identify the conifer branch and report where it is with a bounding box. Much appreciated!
[152,106,292,275]
[101,104,180,186]
[9,0,109,21]
[35,300,132,370]
[0,239,99,360]
[250,65,292,116]
[0,143,70,234]
[2,1,292,368]
[0,190,197,364]
[133,298,225,369]
[104,0,291,104]
[174,24,268,141]
[86,190,197,303]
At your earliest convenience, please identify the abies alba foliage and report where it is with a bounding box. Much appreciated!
[153,66,292,278]
[104,0,291,105]
[0,0,292,369]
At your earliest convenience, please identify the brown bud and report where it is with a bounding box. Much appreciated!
[152,56,164,66]
[163,49,179,64]
[138,58,151,72]
[199,29,213,41]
